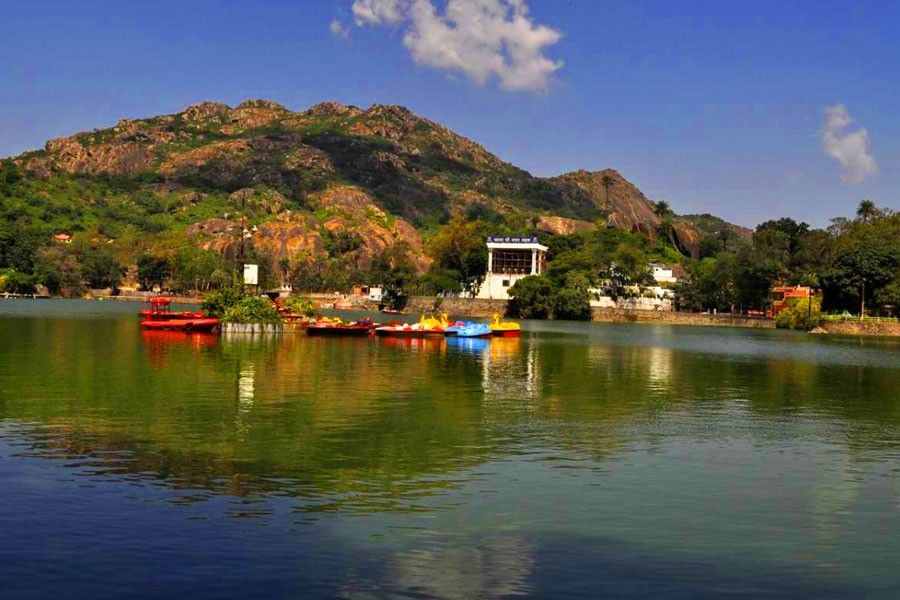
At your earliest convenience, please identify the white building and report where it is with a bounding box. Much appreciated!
[475,236,548,300]
[650,264,677,284]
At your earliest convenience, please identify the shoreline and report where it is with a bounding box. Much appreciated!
[4,294,899,338]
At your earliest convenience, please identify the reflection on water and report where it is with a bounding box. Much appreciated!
[1,300,899,598]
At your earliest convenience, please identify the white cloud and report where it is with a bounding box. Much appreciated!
[821,104,878,184]
[352,0,406,25]
[330,19,350,39]
[348,0,563,92]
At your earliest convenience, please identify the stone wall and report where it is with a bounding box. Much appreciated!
[406,296,510,318]
[816,319,900,337]
[590,308,775,329]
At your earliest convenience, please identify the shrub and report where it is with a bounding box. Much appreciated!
[554,286,591,320]
[201,287,244,318]
[775,296,822,331]
[221,296,281,323]
[0,270,36,294]
[508,275,555,319]
[285,296,317,317]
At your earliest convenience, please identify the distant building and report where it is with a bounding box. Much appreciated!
[475,236,548,300]
[352,285,383,302]
[768,286,811,317]
[650,263,677,284]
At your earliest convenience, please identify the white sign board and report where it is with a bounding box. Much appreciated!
[243,263,259,286]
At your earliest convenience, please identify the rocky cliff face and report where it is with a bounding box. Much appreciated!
[551,169,707,257]
[11,98,745,268]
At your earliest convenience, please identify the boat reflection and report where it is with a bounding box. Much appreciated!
[445,336,490,355]
[140,330,219,369]
[377,335,446,353]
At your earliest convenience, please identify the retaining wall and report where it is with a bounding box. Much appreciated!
[590,308,775,329]
[406,296,510,318]
[816,320,900,337]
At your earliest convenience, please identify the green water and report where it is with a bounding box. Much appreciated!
[1,299,898,598]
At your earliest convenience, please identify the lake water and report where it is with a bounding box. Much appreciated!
[1,299,898,599]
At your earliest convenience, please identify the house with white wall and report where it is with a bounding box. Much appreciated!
[475,236,549,300]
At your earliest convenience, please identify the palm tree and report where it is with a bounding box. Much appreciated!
[653,200,672,219]
[657,215,676,246]
[600,174,615,205]
[856,199,878,223]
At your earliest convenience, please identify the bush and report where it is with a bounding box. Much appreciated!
[285,296,317,317]
[775,296,822,331]
[508,275,555,319]
[201,287,244,318]
[221,296,281,323]
[0,270,36,294]
[554,286,591,320]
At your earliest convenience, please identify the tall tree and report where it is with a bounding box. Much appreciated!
[600,174,615,205]
[856,199,878,223]
[828,241,900,317]
[653,200,672,219]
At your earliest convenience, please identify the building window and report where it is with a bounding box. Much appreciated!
[492,249,533,275]
[502,279,510,287]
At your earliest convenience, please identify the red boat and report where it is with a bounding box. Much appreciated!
[307,317,377,336]
[140,297,204,320]
[139,308,205,319]
[140,317,220,332]
[139,297,219,332]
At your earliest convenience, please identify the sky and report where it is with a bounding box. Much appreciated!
[1,0,897,228]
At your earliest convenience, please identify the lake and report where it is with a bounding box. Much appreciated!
[1,299,898,599]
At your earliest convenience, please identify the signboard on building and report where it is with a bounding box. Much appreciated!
[486,236,539,244]
[243,263,259,286]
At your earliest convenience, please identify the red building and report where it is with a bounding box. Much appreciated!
[768,286,811,318]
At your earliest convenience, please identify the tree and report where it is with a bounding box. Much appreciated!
[369,241,418,309]
[827,242,900,317]
[0,270,36,294]
[80,246,125,289]
[137,254,170,290]
[554,274,592,320]
[508,275,555,319]
[874,276,900,316]
[733,229,790,311]
[33,246,85,296]
[657,215,676,247]
[756,218,810,259]
[675,254,736,312]
[600,174,615,205]
[856,199,878,223]
[427,216,489,294]
[652,201,682,249]
[653,201,672,219]
[610,243,652,288]
[170,247,230,292]
[775,296,822,331]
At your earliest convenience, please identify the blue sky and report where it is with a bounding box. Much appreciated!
[1,0,897,228]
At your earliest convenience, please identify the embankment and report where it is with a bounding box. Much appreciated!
[406,296,508,318]
[406,297,777,329]
[815,320,900,338]
[590,308,775,329]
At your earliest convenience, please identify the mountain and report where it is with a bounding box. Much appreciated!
[3,99,747,278]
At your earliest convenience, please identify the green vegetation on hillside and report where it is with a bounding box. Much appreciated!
[2,102,897,320]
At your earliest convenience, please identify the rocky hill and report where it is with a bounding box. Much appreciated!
[5,99,747,272]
